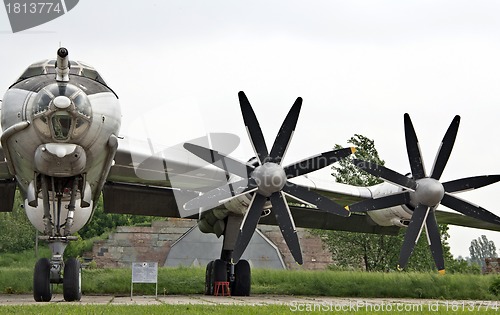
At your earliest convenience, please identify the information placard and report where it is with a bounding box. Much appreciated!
[131,262,158,298]
[132,262,158,283]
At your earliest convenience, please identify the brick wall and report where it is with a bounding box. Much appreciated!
[91,219,335,270]
[92,219,194,268]
[485,258,500,274]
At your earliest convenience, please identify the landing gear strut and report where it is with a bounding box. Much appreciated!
[32,175,84,302]
[33,237,81,302]
[204,214,252,296]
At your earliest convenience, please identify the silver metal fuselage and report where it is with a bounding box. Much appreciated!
[1,58,121,234]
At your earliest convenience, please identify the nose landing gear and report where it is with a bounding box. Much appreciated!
[33,175,85,302]
[33,236,82,302]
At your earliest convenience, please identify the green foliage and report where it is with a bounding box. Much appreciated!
[490,277,500,296]
[64,232,110,259]
[331,134,384,186]
[315,225,454,272]
[0,190,37,253]
[469,235,498,268]
[446,257,482,275]
[0,246,51,268]
[78,195,156,240]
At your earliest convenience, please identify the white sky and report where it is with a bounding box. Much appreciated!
[1,0,499,258]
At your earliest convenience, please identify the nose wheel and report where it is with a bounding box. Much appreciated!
[63,258,82,301]
[33,258,52,302]
[33,256,82,302]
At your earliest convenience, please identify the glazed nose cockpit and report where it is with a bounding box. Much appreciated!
[32,83,92,142]
[32,83,90,177]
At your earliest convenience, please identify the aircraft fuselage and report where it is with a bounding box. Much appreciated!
[1,48,120,235]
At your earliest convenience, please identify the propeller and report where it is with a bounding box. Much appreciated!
[184,91,354,264]
[349,114,500,274]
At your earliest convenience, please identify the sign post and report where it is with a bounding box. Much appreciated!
[131,262,158,299]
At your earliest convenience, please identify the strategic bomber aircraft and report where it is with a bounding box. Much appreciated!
[1,48,500,302]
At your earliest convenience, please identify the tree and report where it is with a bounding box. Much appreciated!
[78,195,156,239]
[317,134,454,272]
[469,235,498,269]
[0,190,37,253]
[331,134,384,187]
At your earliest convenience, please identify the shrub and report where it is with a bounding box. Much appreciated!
[489,276,500,296]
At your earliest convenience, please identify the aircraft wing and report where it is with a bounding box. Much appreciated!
[0,145,17,212]
[104,136,233,218]
[0,147,14,180]
[103,136,500,234]
[104,136,369,216]
[103,135,403,235]
[435,210,500,232]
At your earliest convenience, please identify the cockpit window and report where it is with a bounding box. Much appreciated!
[20,66,45,78]
[32,83,92,142]
[15,59,108,86]
[34,90,53,114]
[51,112,72,140]
[73,93,91,117]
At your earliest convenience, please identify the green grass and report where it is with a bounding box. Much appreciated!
[251,269,499,299]
[1,304,500,315]
[0,265,499,300]
[0,247,51,268]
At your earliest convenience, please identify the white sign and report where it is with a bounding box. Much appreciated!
[132,262,158,283]
[131,262,158,298]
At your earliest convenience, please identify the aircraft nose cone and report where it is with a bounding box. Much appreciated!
[251,162,287,197]
[414,178,445,207]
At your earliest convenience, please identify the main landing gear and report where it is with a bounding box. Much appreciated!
[205,259,251,296]
[204,215,252,296]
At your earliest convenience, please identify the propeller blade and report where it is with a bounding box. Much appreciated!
[269,97,302,164]
[232,193,267,263]
[441,193,500,225]
[425,211,445,273]
[348,191,411,212]
[184,178,257,211]
[443,175,500,193]
[183,143,254,178]
[404,113,426,180]
[430,116,460,180]
[284,147,355,178]
[238,91,269,163]
[398,204,430,269]
[282,182,350,217]
[269,192,303,265]
[353,159,417,190]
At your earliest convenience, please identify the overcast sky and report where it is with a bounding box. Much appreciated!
[1,0,499,258]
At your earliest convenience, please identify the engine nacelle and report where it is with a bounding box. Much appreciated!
[197,176,272,237]
[365,182,414,227]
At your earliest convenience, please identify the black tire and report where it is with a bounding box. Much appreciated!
[231,260,251,296]
[63,258,82,301]
[33,258,52,302]
[212,259,227,282]
[212,259,228,295]
[205,261,214,295]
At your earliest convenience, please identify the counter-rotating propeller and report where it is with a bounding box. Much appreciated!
[183,91,354,264]
[349,114,500,273]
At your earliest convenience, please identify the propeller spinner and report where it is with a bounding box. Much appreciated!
[184,91,354,265]
[350,113,500,273]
